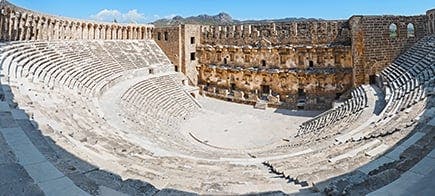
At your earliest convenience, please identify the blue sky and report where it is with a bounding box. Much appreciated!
[7,0,435,23]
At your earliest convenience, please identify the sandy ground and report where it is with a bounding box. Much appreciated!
[180,96,322,149]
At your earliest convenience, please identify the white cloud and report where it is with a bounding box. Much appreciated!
[90,9,146,23]
[90,9,122,22]
[90,9,178,24]
[123,9,146,23]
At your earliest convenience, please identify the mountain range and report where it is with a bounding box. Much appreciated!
[153,12,322,26]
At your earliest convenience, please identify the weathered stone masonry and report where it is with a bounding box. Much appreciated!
[153,25,201,85]
[194,20,354,109]
[350,15,428,85]
[196,44,353,109]
[189,11,433,109]
[200,21,351,46]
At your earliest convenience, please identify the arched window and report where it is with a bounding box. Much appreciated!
[407,23,415,37]
[389,23,397,38]
[164,32,168,41]
[157,32,161,40]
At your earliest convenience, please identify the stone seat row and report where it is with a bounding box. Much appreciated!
[120,74,200,136]
[379,35,435,120]
[296,86,368,136]
[264,137,385,187]
[0,40,173,95]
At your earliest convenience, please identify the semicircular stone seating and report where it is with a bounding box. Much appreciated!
[0,39,306,194]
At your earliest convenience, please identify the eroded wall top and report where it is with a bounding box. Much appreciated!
[200,20,351,46]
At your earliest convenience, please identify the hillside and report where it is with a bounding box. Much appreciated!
[153,12,321,26]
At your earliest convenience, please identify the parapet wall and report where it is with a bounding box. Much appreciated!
[200,20,351,46]
[0,0,153,41]
[349,15,428,85]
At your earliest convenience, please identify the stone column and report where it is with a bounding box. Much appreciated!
[88,24,93,40]
[122,27,126,39]
[132,27,136,39]
[119,27,124,39]
[52,20,59,40]
[42,19,47,40]
[101,25,105,39]
[0,8,4,41]
[21,15,27,40]
[82,24,87,39]
[18,14,24,41]
[4,11,10,41]
[36,18,42,40]
[46,19,53,40]
[31,17,37,40]
[11,12,18,41]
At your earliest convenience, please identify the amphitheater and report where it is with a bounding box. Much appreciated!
[0,0,434,195]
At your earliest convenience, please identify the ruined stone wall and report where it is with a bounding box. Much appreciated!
[0,0,153,41]
[200,20,351,46]
[197,45,352,69]
[198,65,353,110]
[181,25,201,85]
[153,25,201,85]
[349,15,428,85]
[428,9,435,34]
[153,26,182,71]
[196,44,352,109]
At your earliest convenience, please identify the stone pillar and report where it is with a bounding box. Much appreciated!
[99,25,104,40]
[132,27,137,39]
[112,27,117,39]
[42,19,49,40]
[46,19,52,40]
[12,12,18,41]
[82,24,88,39]
[31,18,37,40]
[121,27,124,39]
[106,26,111,40]
[52,20,58,40]
[17,14,24,41]
[94,25,99,40]
[21,15,28,40]
[142,27,146,39]
[122,27,127,39]
[108,26,113,40]
[0,8,3,41]
[144,27,148,39]
[88,24,93,40]
[4,11,10,41]
[24,17,31,40]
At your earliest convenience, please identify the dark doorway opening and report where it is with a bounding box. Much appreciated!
[224,58,227,65]
[309,60,314,68]
[230,83,236,91]
[335,93,342,100]
[261,60,267,67]
[369,75,376,85]
[261,85,270,96]
[298,88,305,97]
